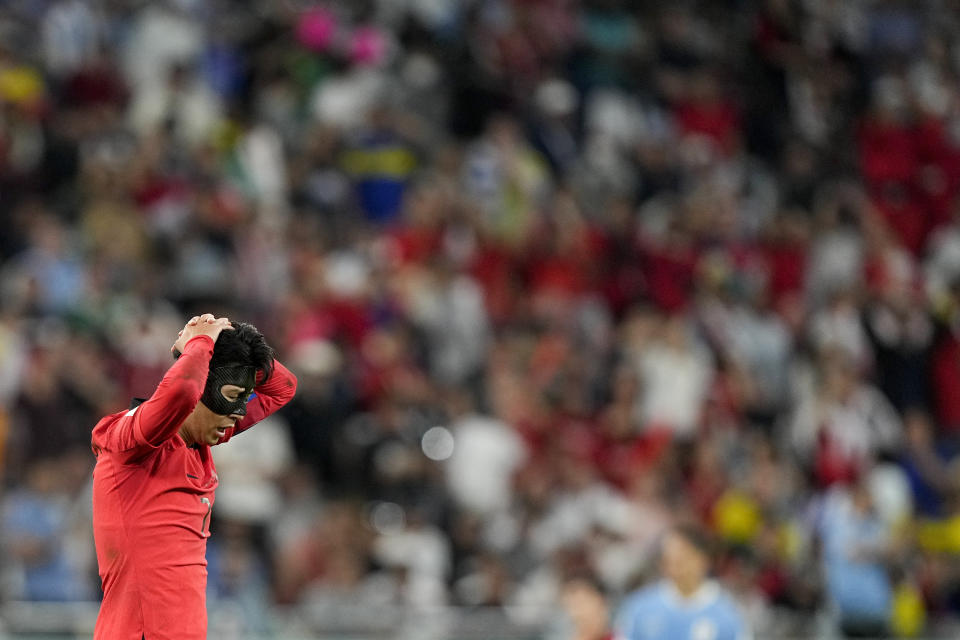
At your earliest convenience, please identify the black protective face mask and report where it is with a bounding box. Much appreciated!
[201,364,256,416]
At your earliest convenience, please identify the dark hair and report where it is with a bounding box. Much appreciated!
[667,523,715,559]
[210,321,275,382]
[562,570,607,597]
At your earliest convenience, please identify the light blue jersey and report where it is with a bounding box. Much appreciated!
[614,580,750,640]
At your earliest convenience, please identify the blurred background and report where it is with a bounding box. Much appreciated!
[3,0,960,638]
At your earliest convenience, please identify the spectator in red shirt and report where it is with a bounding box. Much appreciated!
[672,70,742,158]
[857,76,918,189]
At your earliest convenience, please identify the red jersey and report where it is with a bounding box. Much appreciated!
[91,335,297,639]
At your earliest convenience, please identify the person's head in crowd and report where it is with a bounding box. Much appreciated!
[560,572,613,640]
[870,75,910,124]
[850,474,876,517]
[659,524,715,597]
[817,347,859,400]
[903,407,934,452]
[288,339,342,395]
[486,112,523,150]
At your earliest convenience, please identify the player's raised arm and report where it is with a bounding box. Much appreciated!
[134,314,234,446]
[91,314,233,457]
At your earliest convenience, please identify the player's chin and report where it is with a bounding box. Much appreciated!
[209,428,227,444]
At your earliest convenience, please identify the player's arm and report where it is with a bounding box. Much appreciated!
[218,358,297,443]
[133,315,234,446]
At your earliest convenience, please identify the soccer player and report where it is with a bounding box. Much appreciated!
[90,313,297,639]
[614,525,750,640]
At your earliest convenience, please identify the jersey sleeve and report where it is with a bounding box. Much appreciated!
[91,336,214,462]
[216,359,297,444]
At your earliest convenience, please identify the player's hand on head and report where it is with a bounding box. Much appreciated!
[171,313,234,356]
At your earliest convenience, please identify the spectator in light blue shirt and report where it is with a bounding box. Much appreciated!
[614,525,750,640]
[818,480,894,637]
[1,458,93,601]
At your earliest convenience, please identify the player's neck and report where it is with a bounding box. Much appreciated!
[178,424,195,446]
[179,411,201,447]
[179,404,207,447]
[673,579,703,599]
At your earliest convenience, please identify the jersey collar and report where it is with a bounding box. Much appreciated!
[662,579,721,608]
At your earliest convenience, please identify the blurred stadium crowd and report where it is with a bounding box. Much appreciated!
[4,0,960,637]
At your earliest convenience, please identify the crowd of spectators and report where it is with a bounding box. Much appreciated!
[3,0,960,637]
